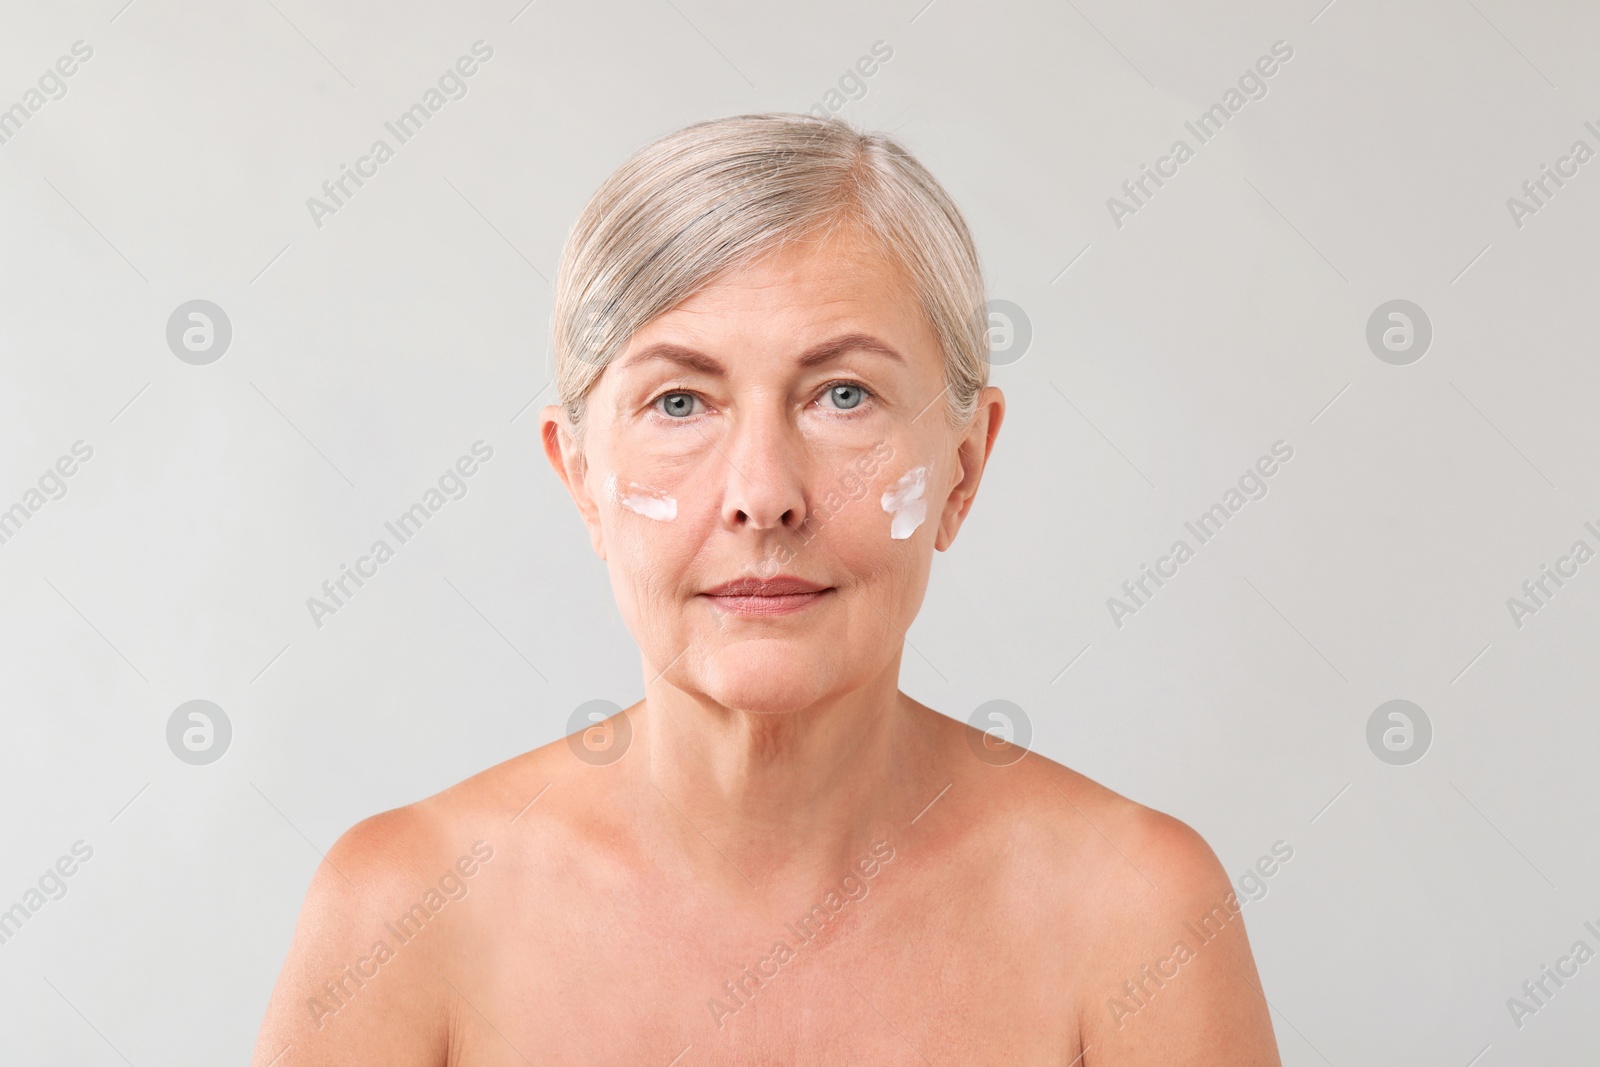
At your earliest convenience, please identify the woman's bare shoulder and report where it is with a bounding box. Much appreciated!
[249,738,600,1065]
[335,728,615,867]
[963,744,1279,1063]
[1023,751,1223,888]
[276,739,580,961]
[922,702,1218,883]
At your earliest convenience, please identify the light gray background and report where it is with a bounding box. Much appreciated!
[2,0,1596,1063]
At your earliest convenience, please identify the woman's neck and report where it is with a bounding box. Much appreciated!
[633,657,932,893]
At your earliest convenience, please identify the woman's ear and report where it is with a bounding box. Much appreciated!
[540,405,607,560]
[935,386,1005,552]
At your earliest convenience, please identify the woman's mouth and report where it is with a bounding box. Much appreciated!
[700,576,832,616]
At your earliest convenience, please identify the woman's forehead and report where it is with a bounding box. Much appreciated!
[688,226,914,307]
[628,234,930,354]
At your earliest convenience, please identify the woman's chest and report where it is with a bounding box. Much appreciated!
[443,863,1085,1065]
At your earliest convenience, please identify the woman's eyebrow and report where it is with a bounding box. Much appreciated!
[619,333,905,375]
[798,333,904,368]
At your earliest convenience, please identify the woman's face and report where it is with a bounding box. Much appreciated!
[544,224,1001,714]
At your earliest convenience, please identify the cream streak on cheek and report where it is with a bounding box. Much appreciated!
[604,471,677,521]
[880,464,930,540]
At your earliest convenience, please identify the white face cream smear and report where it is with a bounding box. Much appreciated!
[604,472,677,521]
[881,464,930,540]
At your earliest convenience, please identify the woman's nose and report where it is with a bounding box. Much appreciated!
[716,412,808,532]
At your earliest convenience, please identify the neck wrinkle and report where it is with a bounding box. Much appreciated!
[634,657,916,892]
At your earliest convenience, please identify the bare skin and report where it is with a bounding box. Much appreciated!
[251,221,1282,1066]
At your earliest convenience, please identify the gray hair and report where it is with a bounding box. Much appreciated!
[549,112,989,444]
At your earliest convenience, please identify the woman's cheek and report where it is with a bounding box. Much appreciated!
[878,457,935,541]
[879,474,926,540]
[814,461,925,569]
[603,470,679,523]
[598,474,685,614]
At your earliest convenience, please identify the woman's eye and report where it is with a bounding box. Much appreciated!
[656,391,700,418]
[822,383,868,411]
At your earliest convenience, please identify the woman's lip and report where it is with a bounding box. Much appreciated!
[701,589,830,616]
[702,577,829,596]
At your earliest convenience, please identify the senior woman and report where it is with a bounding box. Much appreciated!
[252,113,1280,1065]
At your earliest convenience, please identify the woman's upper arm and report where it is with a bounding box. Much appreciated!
[1077,810,1282,1067]
[250,809,453,1067]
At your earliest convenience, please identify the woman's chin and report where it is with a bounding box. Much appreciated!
[695,645,839,714]
[706,674,826,715]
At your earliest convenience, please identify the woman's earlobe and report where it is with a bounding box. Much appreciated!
[935,402,1001,550]
[934,490,969,551]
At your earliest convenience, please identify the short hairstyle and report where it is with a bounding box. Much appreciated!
[548,112,989,444]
